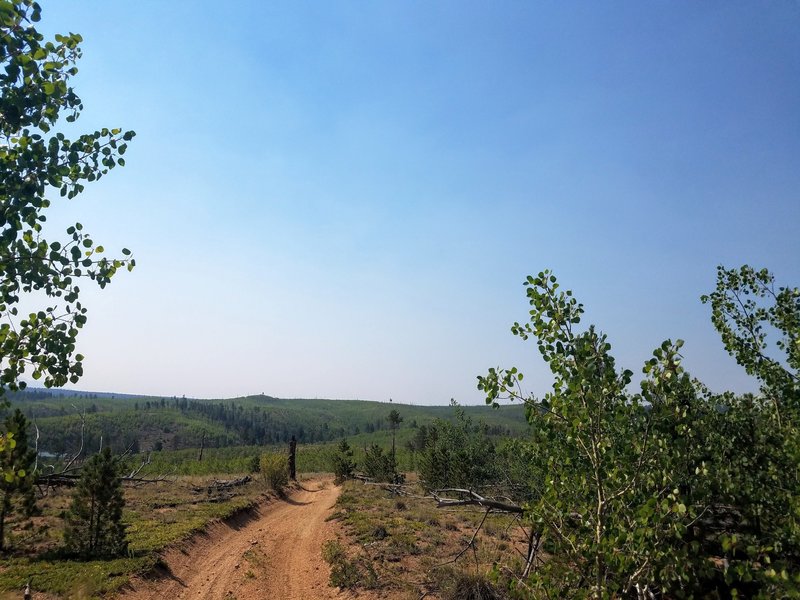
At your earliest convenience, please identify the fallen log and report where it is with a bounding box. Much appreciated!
[36,473,79,487]
[432,488,524,514]
[193,475,252,494]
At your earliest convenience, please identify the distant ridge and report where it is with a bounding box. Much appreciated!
[12,387,492,408]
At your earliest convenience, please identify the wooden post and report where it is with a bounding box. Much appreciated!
[288,435,297,480]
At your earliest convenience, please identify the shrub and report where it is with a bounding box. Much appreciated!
[330,438,355,483]
[437,568,506,600]
[248,455,260,473]
[479,267,800,598]
[361,444,402,483]
[322,539,376,589]
[259,452,288,493]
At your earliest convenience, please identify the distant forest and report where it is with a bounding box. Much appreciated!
[5,390,524,455]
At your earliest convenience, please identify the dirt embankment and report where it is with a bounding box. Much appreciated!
[118,478,354,600]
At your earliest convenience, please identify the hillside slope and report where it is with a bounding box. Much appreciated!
[7,390,528,455]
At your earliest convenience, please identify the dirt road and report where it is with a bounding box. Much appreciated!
[119,479,349,600]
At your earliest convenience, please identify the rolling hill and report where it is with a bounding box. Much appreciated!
[5,389,529,456]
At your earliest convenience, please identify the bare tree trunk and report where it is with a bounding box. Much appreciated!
[89,494,96,553]
[288,436,297,480]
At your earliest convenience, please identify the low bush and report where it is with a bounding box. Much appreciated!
[442,570,506,600]
[259,452,288,492]
[322,539,376,589]
[248,455,260,473]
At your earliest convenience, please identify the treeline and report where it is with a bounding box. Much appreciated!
[27,411,239,456]
[165,398,514,445]
[163,398,351,444]
[17,394,521,457]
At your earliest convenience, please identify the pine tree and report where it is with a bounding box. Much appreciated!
[331,438,355,483]
[63,447,127,557]
[0,409,37,551]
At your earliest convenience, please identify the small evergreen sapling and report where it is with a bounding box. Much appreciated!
[362,444,402,483]
[387,409,403,461]
[63,447,127,557]
[332,438,355,483]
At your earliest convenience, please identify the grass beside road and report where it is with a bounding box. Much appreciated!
[0,475,266,599]
[325,479,530,599]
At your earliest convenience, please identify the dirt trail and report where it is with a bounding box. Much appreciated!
[119,478,353,600]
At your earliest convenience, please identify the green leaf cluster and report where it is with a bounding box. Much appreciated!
[479,267,800,598]
[0,1,135,397]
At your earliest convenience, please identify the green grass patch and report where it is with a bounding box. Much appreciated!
[0,475,265,598]
[0,555,156,597]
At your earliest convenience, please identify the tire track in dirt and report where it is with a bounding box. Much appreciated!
[118,478,353,600]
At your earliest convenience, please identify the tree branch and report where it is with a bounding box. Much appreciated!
[432,488,523,514]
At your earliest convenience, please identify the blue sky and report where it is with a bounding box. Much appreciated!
[34,1,800,403]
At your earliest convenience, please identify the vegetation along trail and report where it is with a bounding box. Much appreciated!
[119,477,349,600]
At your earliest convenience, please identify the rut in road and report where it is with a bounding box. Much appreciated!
[119,478,350,600]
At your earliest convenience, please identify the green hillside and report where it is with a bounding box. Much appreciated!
[6,390,528,456]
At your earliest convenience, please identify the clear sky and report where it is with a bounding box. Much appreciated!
[31,1,800,403]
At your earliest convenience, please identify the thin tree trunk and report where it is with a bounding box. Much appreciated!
[89,494,96,552]
[0,493,7,552]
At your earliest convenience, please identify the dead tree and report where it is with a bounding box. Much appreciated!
[288,435,297,480]
[35,407,87,495]
[35,410,173,492]
[198,430,206,462]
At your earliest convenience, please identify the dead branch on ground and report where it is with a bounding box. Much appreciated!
[432,488,524,514]
[429,488,544,581]
[193,475,252,494]
[35,409,175,492]
[434,507,492,571]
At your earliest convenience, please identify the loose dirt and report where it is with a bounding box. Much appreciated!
[118,478,355,600]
